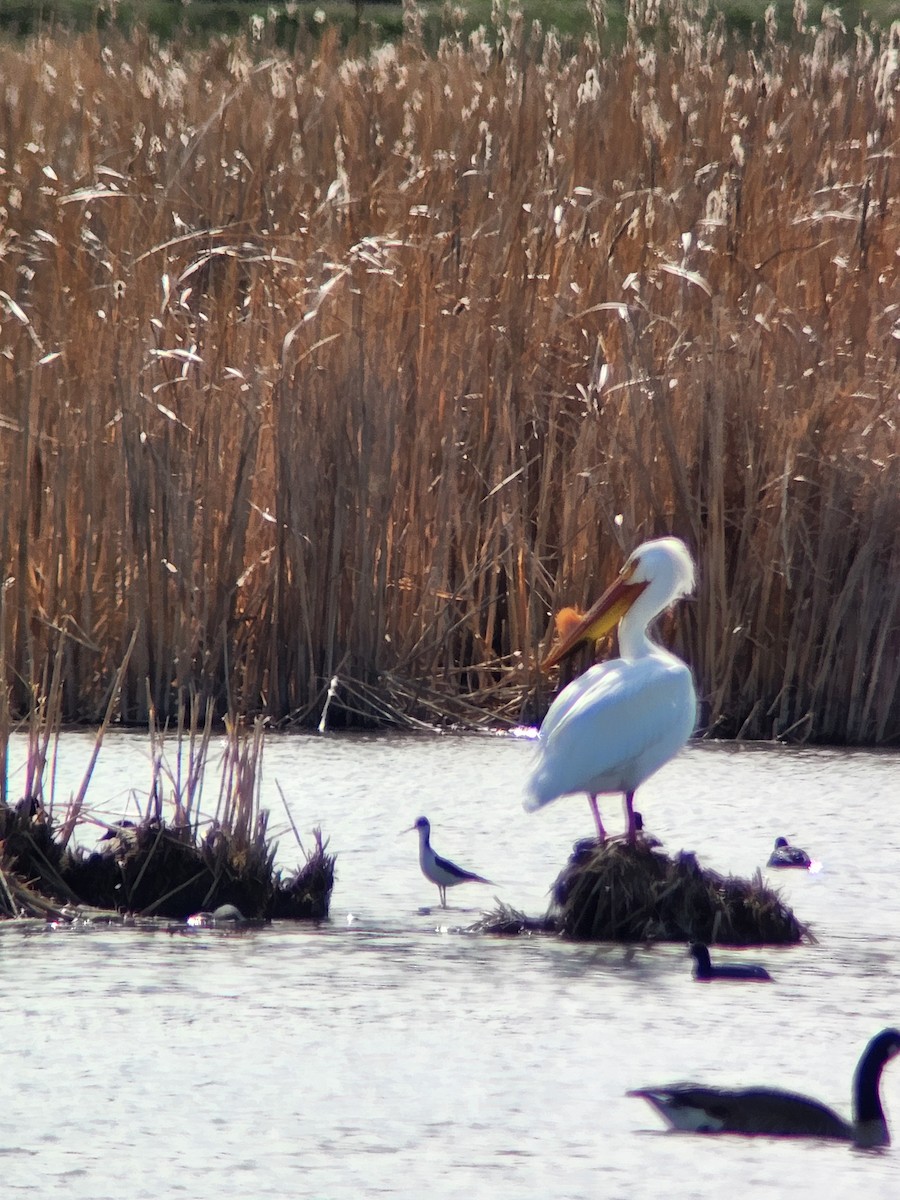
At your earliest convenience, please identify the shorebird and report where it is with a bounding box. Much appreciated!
[404,816,493,908]
[630,1028,900,1146]
[525,537,697,843]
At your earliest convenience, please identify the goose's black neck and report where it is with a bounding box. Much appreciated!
[853,1029,900,1144]
[690,944,713,978]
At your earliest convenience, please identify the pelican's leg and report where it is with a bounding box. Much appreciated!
[588,795,607,843]
[624,791,637,845]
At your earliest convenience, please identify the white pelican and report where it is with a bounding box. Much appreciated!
[524,536,697,843]
[629,1027,900,1146]
[404,816,493,907]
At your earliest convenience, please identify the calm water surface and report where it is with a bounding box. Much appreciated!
[3,732,900,1198]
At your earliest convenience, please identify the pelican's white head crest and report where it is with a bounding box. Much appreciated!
[541,535,695,670]
[625,537,695,603]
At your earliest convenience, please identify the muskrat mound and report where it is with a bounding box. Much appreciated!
[550,837,808,944]
[269,828,335,921]
[64,821,336,922]
[0,796,80,918]
[0,799,335,923]
[63,819,276,920]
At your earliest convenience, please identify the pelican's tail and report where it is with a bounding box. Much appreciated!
[523,766,554,813]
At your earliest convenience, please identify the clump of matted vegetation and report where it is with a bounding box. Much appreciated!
[59,816,335,922]
[0,670,336,923]
[467,900,556,937]
[0,796,84,919]
[0,801,336,923]
[548,838,808,944]
[472,829,808,943]
[62,814,274,921]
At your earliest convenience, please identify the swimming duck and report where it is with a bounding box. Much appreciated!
[767,837,812,869]
[690,943,772,982]
[404,816,493,908]
[629,1027,900,1145]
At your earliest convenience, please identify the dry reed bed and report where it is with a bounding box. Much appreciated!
[0,6,898,741]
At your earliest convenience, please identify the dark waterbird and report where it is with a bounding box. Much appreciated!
[767,837,812,869]
[404,816,493,908]
[630,1027,900,1146]
[185,904,248,928]
[690,943,772,982]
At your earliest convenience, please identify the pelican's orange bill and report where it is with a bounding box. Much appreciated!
[540,571,650,670]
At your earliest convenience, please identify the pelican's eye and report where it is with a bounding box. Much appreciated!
[621,556,640,580]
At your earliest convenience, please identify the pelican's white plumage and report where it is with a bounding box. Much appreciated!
[524,537,697,841]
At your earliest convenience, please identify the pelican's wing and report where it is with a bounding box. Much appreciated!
[536,662,613,741]
[525,655,695,808]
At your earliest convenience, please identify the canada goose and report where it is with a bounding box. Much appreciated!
[767,837,812,869]
[404,816,493,908]
[690,943,772,982]
[630,1027,900,1146]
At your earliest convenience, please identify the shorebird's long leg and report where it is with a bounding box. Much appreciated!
[439,885,447,907]
[588,795,606,842]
